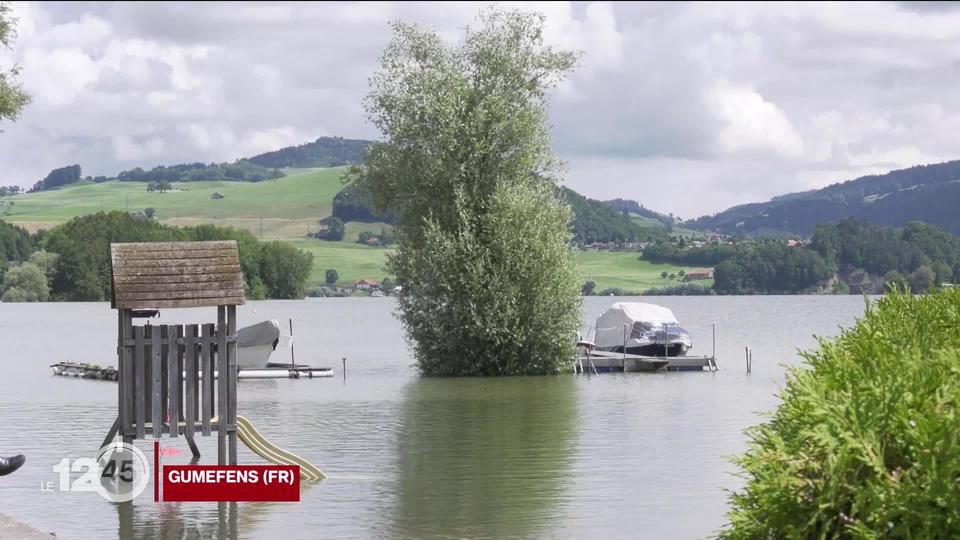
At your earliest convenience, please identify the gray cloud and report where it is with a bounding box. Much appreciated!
[2,1,960,219]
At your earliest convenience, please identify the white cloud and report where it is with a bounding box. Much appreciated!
[709,80,804,157]
[20,47,100,106]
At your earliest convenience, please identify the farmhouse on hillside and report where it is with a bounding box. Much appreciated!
[354,279,380,291]
[686,268,714,280]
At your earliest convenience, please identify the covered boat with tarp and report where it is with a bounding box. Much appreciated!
[593,302,692,357]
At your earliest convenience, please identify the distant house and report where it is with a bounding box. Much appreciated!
[370,290,385,297]
[365,237,381,247]
[786,239,799,248]
[354,279,380,291]
[211,192,225,199]
[686,268,714,280]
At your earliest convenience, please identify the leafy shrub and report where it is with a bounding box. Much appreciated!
[642,283,714,296]
[723,289,960,538]
[306,286,351,298]
[596,286,640,296]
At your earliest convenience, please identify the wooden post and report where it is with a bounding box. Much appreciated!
[134,326,145,440]
[120,310,134,438]
[117,311,124,440]
[228,305,238,465]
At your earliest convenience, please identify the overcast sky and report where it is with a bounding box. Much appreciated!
[2,1,960,218]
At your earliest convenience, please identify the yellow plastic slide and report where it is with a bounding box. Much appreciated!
[236,415,325,481]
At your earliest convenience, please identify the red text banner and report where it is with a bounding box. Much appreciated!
[162,465,300,502]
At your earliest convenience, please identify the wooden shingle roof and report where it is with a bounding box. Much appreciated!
[110,241,246,309]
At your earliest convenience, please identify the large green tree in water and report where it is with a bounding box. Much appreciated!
[348,9,582,375]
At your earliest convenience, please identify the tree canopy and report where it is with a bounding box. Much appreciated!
[40,211,312,301]
[0,2,30,128]
[347,8,582,375]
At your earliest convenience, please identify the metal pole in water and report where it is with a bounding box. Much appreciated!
[745,346,750,373]
[712,323,716,361]
[289,319,295,367]
[622,324,627,368]
[342,357,347,381]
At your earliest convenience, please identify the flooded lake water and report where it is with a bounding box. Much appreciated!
[0,296,869,539]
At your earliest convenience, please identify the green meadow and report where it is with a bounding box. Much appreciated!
[1,167,708,291]
[576,250,709,292]
[1,167,346,231]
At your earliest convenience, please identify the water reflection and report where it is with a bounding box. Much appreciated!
[114,492,315,538]
[391,376,579,539]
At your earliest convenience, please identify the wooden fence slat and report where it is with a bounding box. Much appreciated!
[161,327,169,436]
[184,325,197,440]
[134,326,145,440]
[201,324,213,436]
[167,325,180,439]
[144,326,152,429]
[217,306,227,465]
[152,326,162,438]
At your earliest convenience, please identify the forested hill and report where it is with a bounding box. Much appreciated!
[688,160,960,236]
[561,188,664,243]
[603,198,675,228]
[327,183,667,244]
[246,136,370,168]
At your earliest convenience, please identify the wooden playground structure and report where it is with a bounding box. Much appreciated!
[100,240,244,465]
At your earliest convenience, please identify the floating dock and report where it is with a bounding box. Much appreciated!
[52,362,332,380]
[576,350,718,373]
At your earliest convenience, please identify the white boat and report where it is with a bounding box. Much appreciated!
[593,302,692,357]
[236,320,281,369]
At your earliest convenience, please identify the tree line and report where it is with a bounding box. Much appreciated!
[0,212,313,302]
[642,218,960,294]
[116,160,284,183]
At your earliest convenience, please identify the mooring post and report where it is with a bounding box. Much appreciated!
[289,319,295,367]
[745,346,752,373]
[622,323,628,368]
[342,357,347,381]
[712,323,717,371]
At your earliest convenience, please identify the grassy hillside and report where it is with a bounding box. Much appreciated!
[2,167,345,232]
[628,213,703,238]
[1,167,707,291]
[577,250,709,291]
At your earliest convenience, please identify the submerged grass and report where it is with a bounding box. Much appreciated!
[723,288,960,539]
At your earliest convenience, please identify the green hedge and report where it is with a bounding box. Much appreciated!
[724,289,960,538]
